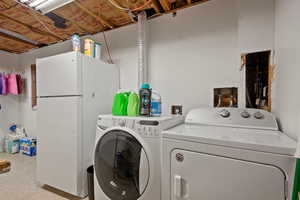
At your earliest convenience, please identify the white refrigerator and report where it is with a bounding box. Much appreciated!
[36,52,118,197]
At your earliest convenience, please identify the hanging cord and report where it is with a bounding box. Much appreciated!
[102,31,113,64]
[97,3,113,64]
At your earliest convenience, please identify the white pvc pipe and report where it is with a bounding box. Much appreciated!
[137,11,148,88]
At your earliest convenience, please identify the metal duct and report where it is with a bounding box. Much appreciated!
[0,28,40,46]
[137,11,148,88]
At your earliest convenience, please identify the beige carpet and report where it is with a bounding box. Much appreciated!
[0,153,88,200]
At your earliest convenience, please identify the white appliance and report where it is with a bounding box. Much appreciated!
[94,115,184,200]
[162,107,297,200]
[36,52,118,198]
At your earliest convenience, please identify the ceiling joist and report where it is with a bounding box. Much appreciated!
[74,1,114,29]
[159,0,171,11]
[104,0,135,22]
[0,0,211,54]
[151,0,163,13]
[0,13,61,41]
[165,0,209,13]
[0,47,19,54]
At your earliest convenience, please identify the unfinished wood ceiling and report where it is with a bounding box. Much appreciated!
[0,0,210,53]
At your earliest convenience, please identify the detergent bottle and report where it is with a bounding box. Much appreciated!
[127,92,140,116]
[112,91,130,116]
[139,83,152,116]
[151,90,161,117]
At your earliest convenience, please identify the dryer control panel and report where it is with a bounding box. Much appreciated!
[185,107,278,131]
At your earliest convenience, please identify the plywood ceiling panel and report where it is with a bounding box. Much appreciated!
[0,0,210,53]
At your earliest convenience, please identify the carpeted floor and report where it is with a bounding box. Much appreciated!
[0,153,88,200]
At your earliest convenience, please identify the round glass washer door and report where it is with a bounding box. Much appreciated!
[94,129,150,200]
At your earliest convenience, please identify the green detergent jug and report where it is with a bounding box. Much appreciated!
[113,92,130,116]
[127,92,140,116]
[112,92,130,116]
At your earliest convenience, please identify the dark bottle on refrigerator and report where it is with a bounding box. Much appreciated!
[139,83,152,116]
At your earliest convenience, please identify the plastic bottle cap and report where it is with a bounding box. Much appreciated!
[141,83,150,89]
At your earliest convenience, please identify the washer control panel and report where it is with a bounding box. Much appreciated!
[98,115,183,138]
[134,122,160,137]
[98,117,162,137]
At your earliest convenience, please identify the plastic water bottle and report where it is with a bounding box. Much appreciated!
[151,91,162,117]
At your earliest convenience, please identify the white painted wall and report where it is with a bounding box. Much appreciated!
[148,0,240,113]
[0,52,21,137]
[238,0,275,53]
[17,0,275,136]
[273,0,300,140]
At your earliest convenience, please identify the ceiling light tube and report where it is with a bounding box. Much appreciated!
[35,0,74,14]
[29,0,48,7]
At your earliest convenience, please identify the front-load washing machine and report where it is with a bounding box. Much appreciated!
[162,107,297,200]
[94,115,183,200]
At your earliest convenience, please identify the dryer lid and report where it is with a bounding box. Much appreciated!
[163,124,296,155]
[94,129,150,200]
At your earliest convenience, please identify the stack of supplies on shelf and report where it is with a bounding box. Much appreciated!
[20,137,37,157]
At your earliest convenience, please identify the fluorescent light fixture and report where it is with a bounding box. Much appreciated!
[19,0,74,14]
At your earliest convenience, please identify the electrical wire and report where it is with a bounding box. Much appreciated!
[107,0,152,12]
[107,0,129,11]
[131,0,152,12]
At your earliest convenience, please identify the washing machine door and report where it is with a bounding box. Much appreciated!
[94,128,150,200]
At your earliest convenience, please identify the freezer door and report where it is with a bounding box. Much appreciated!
[36,96,85,197]
[37,52,82,96]
[171,149,286,200]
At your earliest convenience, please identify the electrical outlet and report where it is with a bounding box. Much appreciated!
[171,105,183,115]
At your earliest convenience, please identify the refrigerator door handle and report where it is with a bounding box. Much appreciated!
[38,95,83,98]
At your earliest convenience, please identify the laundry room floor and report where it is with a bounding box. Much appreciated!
[0,153,88,200]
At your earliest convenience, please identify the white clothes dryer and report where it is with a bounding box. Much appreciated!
[94,115,183,200]
[162,107,296,200]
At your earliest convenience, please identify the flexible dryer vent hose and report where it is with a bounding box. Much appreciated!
[137,11,148,88]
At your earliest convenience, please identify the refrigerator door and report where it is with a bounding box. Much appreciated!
[36,96,85,197]
[37,52,82,97]
[80,55,118,172]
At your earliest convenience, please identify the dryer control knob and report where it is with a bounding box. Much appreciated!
[254,112,264,119]
[219,109,230,118]
[241,111,250,118]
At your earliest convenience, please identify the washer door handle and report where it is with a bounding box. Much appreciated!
[174,175,182,198]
